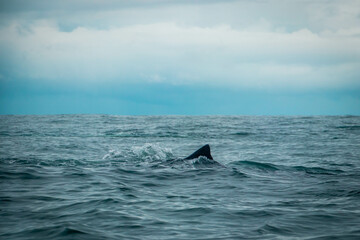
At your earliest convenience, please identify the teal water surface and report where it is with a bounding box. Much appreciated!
[1,115,360,239]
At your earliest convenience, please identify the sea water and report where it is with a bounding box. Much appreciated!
[1,115,360,239]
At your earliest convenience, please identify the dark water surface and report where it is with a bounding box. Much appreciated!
[1,115,360,239]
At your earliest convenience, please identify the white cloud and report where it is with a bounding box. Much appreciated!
[0,0,360,90]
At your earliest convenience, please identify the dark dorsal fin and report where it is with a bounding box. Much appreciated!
[184,144,213,160]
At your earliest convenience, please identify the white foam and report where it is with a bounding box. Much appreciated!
[102,149,123,160]
[131,143,174,162]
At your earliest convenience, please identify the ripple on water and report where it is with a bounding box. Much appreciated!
[1,115,360,240]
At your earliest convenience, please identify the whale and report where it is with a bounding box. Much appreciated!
[184,144,213,160]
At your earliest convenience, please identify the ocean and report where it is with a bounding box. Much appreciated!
[1,115,360,239]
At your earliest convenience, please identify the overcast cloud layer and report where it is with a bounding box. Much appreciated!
[0,0,360,114]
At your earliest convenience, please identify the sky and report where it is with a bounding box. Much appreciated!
[0,0,359,115]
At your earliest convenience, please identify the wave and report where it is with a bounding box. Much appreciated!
[334,125,360,130]
[292,166,344,175]
[1,225,96,240]
[103,143,174,162]
[171,156,225,169]
[306,233,360,240]
[231,160,279,171]
[170,207,214,216]
[102,144,232,175]
[131,143,174,161]
[104,144,224,169]
[230,160,344,175]
[231,132,252,136]
[257,223,293,235]
[103,128,186,138]
[104,144,346,176]
[0,169,44,180]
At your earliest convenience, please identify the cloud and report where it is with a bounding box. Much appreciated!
[2,0,359,31]
[1,19,359,90]
[0,0,359,91]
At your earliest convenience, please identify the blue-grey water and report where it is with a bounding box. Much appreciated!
[1,115,360,240]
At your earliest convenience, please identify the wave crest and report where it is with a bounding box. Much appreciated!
[131,143,174,162]
[102,143,174,164]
